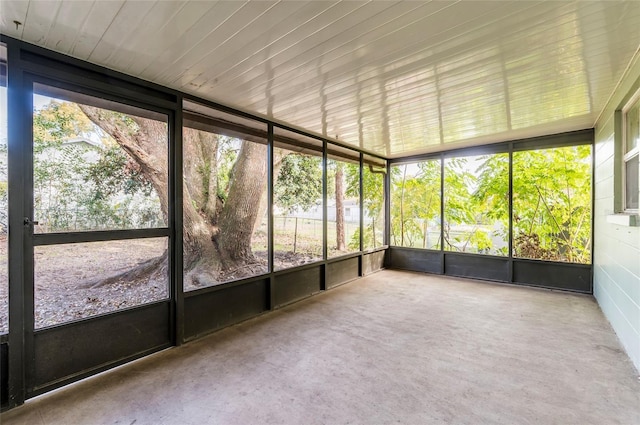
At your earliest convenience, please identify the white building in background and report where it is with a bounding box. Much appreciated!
[35,135,163,232]
[275,198,361,223]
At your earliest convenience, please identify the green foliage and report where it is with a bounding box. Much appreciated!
[274,153,322,214]
[344,162,360,198]
[86,145,153,199]
[344,160,385,250]
[512,145,591,263]
[216,137,240,201]
[33,101,93,152]
[24,99,594,264]
[362,166,384,215]
[390,147,591,263]
[441,158,477,252]
[360,164,385,250]
[474,154,509,222]
[33,100,162,231]
[390,160,441,248]
[469,154,509,254]
[442,155,509,255]
[348,227,361,251]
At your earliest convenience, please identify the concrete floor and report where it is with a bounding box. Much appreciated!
[2,270,639,425]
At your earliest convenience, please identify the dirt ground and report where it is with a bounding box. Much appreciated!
[0,238,168,331]
[0,233,346,333]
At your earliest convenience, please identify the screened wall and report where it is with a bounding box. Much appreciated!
[0,37,387,411]
[0,35,594,412]
[388,131,593,292]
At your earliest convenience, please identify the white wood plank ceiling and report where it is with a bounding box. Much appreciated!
[1,1,640,158]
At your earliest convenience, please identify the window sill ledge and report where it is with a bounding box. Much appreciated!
[606,213,640,227]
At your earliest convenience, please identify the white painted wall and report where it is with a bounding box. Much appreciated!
[593,53,640,372]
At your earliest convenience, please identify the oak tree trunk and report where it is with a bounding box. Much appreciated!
[215,141,266,266]
[79,106,268,287]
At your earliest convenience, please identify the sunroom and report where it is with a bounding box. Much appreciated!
[0,1,639,423]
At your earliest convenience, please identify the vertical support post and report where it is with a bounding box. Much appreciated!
[508,143,514,283]
[267,124,275,308]
[359,153,364,276]
[23,77,36,402]
[384,158,390,248]
[590,137,595,293]
[322,141,327,261]
[7,39,27,407]
[440,154,445,274]
[172,103,184,345]
[383,158,391,268]
[321,140,327,290]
